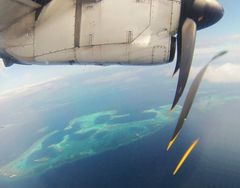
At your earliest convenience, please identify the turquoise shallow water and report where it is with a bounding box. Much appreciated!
[0,105,181,179]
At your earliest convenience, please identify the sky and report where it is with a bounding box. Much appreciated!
[0,0,240,94]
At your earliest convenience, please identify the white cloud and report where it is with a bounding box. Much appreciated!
[195,34,240,61]
[197,34,240,48]
[0,77,60,100]
[82,68,142,85]
[190,63,240,83]
[184,34,240,84]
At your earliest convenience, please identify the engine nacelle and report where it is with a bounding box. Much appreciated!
[1,0,181,66]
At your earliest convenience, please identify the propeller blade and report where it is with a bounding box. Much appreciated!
[173,139,200,175]
[167,50,228,151]
[210,50,228,62]
[171,18,197,110]
[173,31,182,76]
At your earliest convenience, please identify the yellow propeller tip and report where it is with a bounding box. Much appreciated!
[167,141,173,151]
[173,138,200,175]
[166,133,180,151]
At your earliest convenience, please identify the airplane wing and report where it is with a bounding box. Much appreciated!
[0,0,40,32]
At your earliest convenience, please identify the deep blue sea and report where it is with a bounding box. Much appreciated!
[0,70,240,188]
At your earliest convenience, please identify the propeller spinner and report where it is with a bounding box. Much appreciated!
[171,0,224,110]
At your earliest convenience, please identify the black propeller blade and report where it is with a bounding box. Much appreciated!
[167,50,228,151]
[171,18,197,110]
[171,0,224,110]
